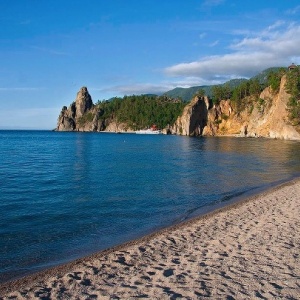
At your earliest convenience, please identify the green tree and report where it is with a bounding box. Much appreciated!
[98,94,185,130]
[212,84,232,105]
[285,66,300,125]
[249,79,261,98]
[211,85,223,104]
[195,89,205,97]
[267,68,286,93]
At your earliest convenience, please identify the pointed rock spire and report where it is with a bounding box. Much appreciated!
[75,86,93,118]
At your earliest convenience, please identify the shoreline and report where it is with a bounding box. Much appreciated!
[0,177,292,284]
[1,178,300,298]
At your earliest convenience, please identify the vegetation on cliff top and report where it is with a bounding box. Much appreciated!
[209,66,300,127]
[285,66,300,126]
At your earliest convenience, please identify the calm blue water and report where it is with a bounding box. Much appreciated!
[1,131,300,283]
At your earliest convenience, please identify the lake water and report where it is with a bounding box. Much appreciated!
[1,130,300,283]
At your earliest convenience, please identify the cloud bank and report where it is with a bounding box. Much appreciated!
[164,22,300,81]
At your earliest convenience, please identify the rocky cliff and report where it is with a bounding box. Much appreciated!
[56,87,119,132]
[199,75,300,140]
[241,75,300,140]
[57,86,135,132]
[171,96,212,136]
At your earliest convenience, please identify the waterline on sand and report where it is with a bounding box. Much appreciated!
[1,178,299,299]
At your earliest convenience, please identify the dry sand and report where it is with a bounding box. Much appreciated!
[0,180,299,299]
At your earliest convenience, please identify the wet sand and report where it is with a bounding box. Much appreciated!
[0,179,299,299]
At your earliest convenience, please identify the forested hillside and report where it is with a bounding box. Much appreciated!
[95,95,185,130]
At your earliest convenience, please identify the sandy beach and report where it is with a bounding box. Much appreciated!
[0,180,299,299]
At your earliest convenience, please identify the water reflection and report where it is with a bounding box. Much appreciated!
[169,136,300,205]
[74,138,91,204]
[73,133,90,183]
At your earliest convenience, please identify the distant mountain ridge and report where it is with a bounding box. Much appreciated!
[163,67,284,101]
[251,67,283,83]
[163,79,247,101]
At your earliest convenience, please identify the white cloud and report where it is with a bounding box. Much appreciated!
[286,5,300,15]
[91,83,174,96]
[164,23,300,80]
[232,23,300,56]
[209,40,219,47]
[168,77,222,87]
[266,20,285,32]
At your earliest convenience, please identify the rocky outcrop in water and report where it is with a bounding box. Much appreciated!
[56,87,134,132]
[57,87,95,131]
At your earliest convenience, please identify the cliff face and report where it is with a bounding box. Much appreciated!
[203,100,235,136]
[171,95,211,136]
[75,87,93,119]
[57,104,76,131]
[201,75,300,140]
[242,75,300,140]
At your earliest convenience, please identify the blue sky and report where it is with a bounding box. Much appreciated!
[1,0,300,129]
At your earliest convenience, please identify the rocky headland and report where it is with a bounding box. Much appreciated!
[57,87,132,133]
[56,75,300,140]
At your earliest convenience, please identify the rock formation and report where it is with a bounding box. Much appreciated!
[243,75,300,140]
[75,87,93,118]
[171,96,212,136]
[56,77,300,140]
[56,105,76,131]
[202,75,300,140]
[56,87,95,131]
[203,100,234,136]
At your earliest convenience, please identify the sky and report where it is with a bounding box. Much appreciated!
[1,0,300,129]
